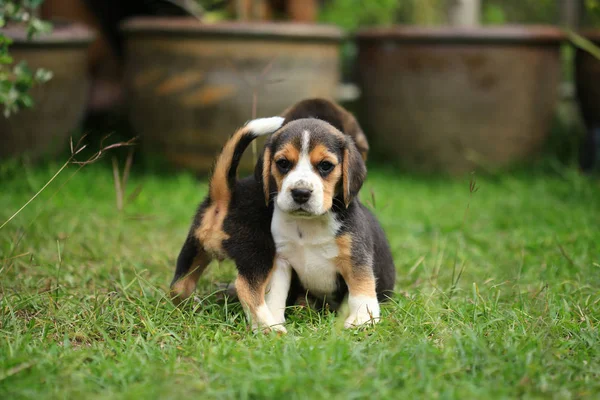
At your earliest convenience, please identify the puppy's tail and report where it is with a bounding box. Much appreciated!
[209,117,284,202]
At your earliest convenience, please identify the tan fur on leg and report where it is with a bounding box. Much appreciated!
[235,274,286,333]
[170,250,211,305]
[335,234,380,327]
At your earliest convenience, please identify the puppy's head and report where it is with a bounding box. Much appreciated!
[280,98,370,162]
[258,118,366,217]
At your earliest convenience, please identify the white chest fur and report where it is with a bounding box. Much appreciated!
[271,207,341,296]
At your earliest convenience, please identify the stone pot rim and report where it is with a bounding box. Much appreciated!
[120,17,344,41]
[0,20,95,46]
[355,25,566,44]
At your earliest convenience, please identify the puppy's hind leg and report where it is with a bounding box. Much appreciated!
[236,267,286,334]
[170,234,211,305]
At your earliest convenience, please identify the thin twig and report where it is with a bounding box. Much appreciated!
[122,148,135,191]
[447,173,478,298]
[260,56,277,78]
[0,361,36,382]
[462,173,479,227]
[0,160,71,230]
[555,237,577,269]
[126,184,144,205]
[0,135,136,230]
[72,136,136,166]
[0,252,30,263]
[112,157,124,211]
[54,239,63,301]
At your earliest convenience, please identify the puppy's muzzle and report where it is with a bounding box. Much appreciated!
[291,188,312,204]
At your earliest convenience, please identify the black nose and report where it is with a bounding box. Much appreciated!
[291,188,312,204]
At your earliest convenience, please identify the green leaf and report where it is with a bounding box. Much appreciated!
[5,3,17,16]
[567,30,600,61]
[18,93,34,108]
[0,78,10,90]
[28,19,53,39]
[13,60,32,77]
[0,4,53,119]
[483,4,506,25]
[28,0,46,8]
[0,54,13,65]
[0,35,14,46]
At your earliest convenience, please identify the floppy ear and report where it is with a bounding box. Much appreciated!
[254,143,272,206]
[343,113,370,162]
[342,138,367,207]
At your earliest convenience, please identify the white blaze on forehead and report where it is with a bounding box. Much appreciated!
[290,130,316,187]
[301,130,310,155]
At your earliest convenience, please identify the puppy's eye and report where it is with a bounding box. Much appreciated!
[276,159,291,172]
[318,161,335,174]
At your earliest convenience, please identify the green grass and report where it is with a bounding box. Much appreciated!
[1,158,599,399]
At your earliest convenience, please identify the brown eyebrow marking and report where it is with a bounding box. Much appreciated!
[309,144,339,166]
[274,142,300,164]
[271,142,300,192]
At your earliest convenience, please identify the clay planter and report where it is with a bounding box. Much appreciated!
[574,30,600,171]
[0,22,94,160]
[121,18,343,174]
[356,26,565,174]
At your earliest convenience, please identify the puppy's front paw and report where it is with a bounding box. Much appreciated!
[250,303,287,334]
[344,311,380,328]
[270,311,286,326]
[253,322,288,335]
[344,296,380,329]
[268,324,288,335]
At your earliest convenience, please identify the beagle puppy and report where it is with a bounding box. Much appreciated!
[169,116,285,331]
[169,98,384,333]
[258,118,395,329]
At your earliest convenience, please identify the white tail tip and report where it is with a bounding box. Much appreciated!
[246,117,285,136]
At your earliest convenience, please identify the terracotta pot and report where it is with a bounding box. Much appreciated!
[288,0,318,22]
[0,22,94,160]
[356,26,565,174]
[574,30,600,171]
[121,18,343,174]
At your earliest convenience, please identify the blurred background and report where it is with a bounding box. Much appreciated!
[2,0,600,175]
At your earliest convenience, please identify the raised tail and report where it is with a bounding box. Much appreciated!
[209,117,284,202]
